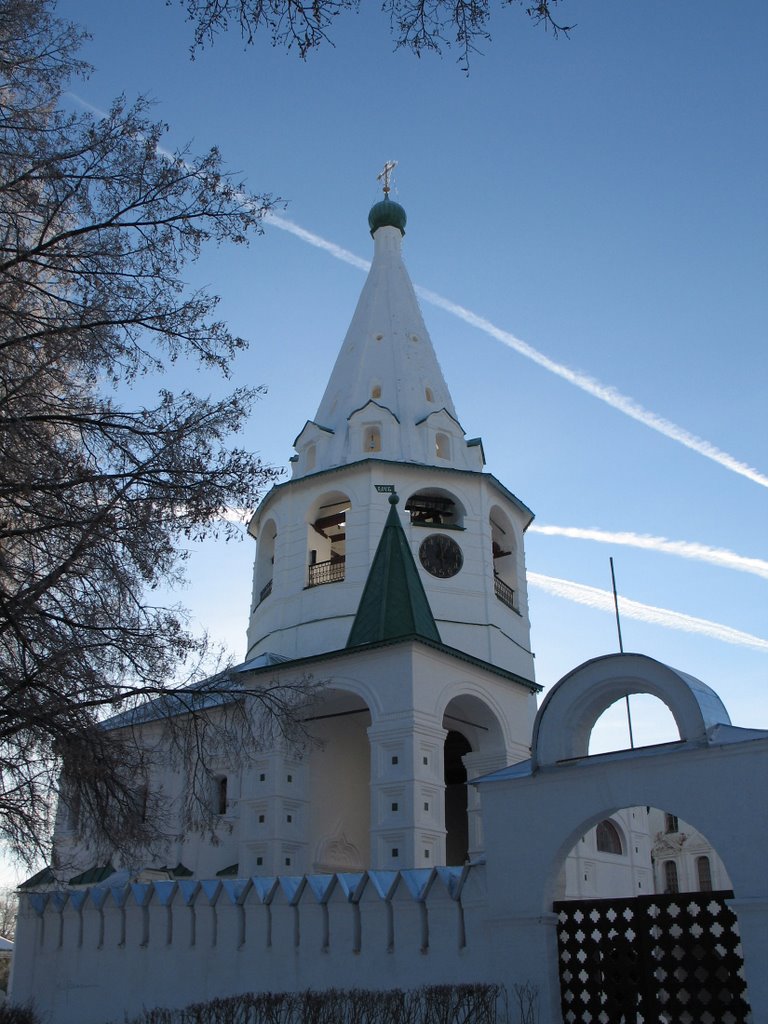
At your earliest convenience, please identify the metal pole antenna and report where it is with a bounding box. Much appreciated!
[610,557,634,749]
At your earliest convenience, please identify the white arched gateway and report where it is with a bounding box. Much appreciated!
[476,653,768,1024]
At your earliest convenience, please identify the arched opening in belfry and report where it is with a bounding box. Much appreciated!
[490,505,517,610]
[306,492,350,588]
[444,729,472,866]
[254,518,277,608]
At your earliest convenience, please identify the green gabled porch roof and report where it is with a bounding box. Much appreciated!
[347,494,441,648]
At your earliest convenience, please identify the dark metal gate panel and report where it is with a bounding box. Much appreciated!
[553,890,751,1024]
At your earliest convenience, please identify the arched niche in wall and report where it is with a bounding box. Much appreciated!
[435,431,451,461]
[489,505,518,611]
[305,687,372,873]
[406,487,465,529]
[306,491,351,589]
[254,518,278,608]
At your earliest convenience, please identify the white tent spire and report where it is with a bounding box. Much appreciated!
[293,196,477,477]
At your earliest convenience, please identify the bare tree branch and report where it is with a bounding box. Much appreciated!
[0,0,300,872]
[175,0,574,67]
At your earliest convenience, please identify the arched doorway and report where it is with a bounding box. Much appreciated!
[556,807,746,1022]
[444,730,472,866]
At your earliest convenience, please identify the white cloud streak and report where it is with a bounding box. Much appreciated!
[266,213,768,490]
[528,525,768,580]
[57,103,767,492]
[528,571,768,652]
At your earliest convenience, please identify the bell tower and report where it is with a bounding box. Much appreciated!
[245,186,536,683]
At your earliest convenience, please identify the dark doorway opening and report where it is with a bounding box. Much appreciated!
[444,730,472,866]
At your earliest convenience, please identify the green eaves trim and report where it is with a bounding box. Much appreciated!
[241,634,541,694]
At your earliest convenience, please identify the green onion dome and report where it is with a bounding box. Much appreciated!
[368,198,407,237]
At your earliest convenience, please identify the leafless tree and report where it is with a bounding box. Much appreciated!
[177,0,574,67]
[0,0,311,871]
[0,888,18,940]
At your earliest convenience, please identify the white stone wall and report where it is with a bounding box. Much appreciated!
[11,867,514,1024]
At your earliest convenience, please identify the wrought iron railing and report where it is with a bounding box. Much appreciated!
[494,575,515,610]
[307,557,345,588]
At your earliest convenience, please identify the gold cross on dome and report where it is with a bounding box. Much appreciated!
[377,160,398,195]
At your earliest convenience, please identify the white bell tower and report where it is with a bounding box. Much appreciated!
[245,188,536,683]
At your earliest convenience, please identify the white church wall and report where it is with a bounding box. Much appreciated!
[12,867,510,1024]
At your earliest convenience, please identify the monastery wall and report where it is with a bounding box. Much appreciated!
[12,865,553,1024]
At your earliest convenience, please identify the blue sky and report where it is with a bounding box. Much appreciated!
[20,0,764,859]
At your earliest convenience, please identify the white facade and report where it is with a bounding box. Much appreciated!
[12,654,768,1024]
[11,200,767,1023]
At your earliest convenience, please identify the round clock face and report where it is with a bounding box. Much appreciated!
[419,534,463,579]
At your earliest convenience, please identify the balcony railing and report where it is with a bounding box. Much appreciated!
[307,557,345,588]
[494,575,515,610]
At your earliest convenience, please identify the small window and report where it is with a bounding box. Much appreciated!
[423,756,428,766]
[391,756,398,765]
[364,426,381,452]
[664,860,679,894]
[435,432,451,460]
[665,814,679,834]
[391,802,398,812]
[596,820,623,856]
[258,814,265,823]
[424,802,429,812]
[697,856,713,892]
[256,856,263,866]
[216,777,228,816]
[287,774,293,783]
[260,773,266,782]
[424,850,430,859]
[391,848,399,858]
[285,857,291,867]
[425,387,434,402]
[136,785,149,824]
[371,384,381,399]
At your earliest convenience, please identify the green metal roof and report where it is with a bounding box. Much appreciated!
[18,865,55,890]
[347,493,441,648]
[68,863,115,886]
[368,198,407,236]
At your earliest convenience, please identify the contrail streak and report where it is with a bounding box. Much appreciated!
[528,525,768,580]
[266,212,768,490]
[59,100,768,492]
[528,572,768,652]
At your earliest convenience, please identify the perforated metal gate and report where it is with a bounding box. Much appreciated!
[553,890,751,1024]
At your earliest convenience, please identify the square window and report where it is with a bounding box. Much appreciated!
[391,755,398,765]
[256,856,263,866]
[391,848,399,858]
[258,814,265,823]
[391,802,398,812]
